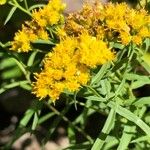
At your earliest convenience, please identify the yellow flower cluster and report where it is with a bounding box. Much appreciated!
[11,0,65,52]
[32,0,66,27]
[11,24,49,52]
[33,33,114,101]
[65,2,150,45]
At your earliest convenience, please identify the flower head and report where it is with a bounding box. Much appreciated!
[32,0,66,27]
[33,32,114,101]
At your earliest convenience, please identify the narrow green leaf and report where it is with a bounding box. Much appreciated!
[0,80,29,94]
[32,39,55,45]
[133,97,150,106]
[114,77,126,97]
[0,58,16,69]
[144,38,150,52]
[104,136,118,150]
[20,109,34,127]
[85,96,106,102]
[68,126,76,144]
[91,63,110,85]
[108,102,150,136]
[86,86,101,97]
[20,83,32,90]
[4,6,17,25]
[142,52,150,66]
[28,4,45,11]
[38,112,55,124]
[0,41,11,48]
[91,108,116,150]
[32,112,39,130]
[11,57,27,77]
[138,58,150,74]
[1,66,22,79]
[131,135,150,143]
[125,73,149,81]
[27,51,38,67]
[110,42,125,49]
[132,80,150,89]
[117,125,136,150]
[112,57,128,72]
[64,143,91,150]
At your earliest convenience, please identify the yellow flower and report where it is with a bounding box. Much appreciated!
[11,26,37,52]
[0,0,6,5]
[132,35,142,45]
[49,0,66,11]
[32,9,47,27]
[78,33,114,68]
[56,27,67,39]
[33,36,91,101]
[126,9,148,30]
[37,28,49,40]
[139,27,150,38]
[33,29,115,101]
[33,72,51,99]
[120,31,132,45]
[32,0,65,27]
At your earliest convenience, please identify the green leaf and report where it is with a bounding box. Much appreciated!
[142,52,150,67]
[103,136,118,150]
[4,6,17,25]
[20,109,34,127]
[85,96,106,102]
[38,112,55,124]
[91,108,116,150]
[0,41,11,48]
[1,66,22,79]
[112,57,128,72]
[91,63,110,85]
[144,38,150,52]
[117,125,136,150]
[125,73,149,81]
[20,83,32,90]
[138,58,150,74]
[32,112,39,130]
[32,39,55,45]
[28,4,45,11]
[68,126,76,144]
[132,80,150,89]
[131,135,150,143]
[86,86,101,97]
[114,77,126,97]
[108,102,150,136]
[133,97,150,106]
[110,42,125,49]
[0,80,29,94]
[11,57,27,77]
[0,58,16,69]
[125,73,150,89]
[64,143,91,150]
[27,51,38,67]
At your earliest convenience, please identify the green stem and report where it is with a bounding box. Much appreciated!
[12,58,31,83]
[86,85,101,97]
[44,102,93,143]
[0,80,29,94]
[10,0,31,16]
[77,101,107,116]
[23,0,28,10]
[116,106,146,150]
[117,125,136,150]
[91,108,116,150]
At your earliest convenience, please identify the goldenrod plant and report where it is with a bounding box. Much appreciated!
[0,0,150,149]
